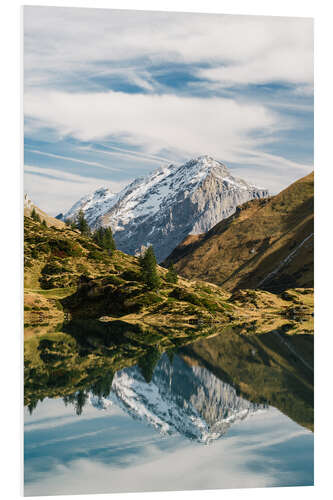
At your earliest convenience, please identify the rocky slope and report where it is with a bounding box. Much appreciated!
[165,172,313,292]
[62,156,268,262]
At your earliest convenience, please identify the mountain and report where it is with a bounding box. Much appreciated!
[61,186,118,226]
[24,194,65,229]
[62,156,268,262]
[164,172,314,293]
[89,353,265,443]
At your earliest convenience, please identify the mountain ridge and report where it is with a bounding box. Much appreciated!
[164,171,314,292]
[61,156,268,261]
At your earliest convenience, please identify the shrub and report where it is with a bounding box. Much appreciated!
[88,250,109,262]
[121,269,141,282]
[169,287,202,306]
[41,261,70,276]
[48,238,82,258]
[103,275,124,286]
[165,262,178,284]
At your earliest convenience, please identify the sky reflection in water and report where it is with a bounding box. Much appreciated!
[24,353,313,496]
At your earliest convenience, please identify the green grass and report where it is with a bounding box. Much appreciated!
[25,287,76,299]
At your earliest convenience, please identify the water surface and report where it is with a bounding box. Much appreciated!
[24,328,314,495]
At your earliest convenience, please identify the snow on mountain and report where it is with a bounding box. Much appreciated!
[88,354,266,444]
[62,156,269,261]
[62,186,118,226]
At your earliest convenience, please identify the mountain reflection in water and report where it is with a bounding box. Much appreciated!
[90,353,266,443]
[24,325,314,494]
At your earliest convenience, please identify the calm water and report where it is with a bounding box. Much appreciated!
[24,328,314,495]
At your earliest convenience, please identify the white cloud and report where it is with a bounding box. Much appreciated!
[24,88,312,194]
[23,7,313,209]
[24,7,313,91]
[198,46,313,88]
[24,165,127,215]
[24,89,281,161]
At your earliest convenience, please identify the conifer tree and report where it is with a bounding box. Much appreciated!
[31,207,41,223]
[93,227,116,254]
[138,347,161,383]
[140,246,160,290]
[41,219,47,228]
[76,210,90,235]
[166,261,178,284]
[74,390,88,416]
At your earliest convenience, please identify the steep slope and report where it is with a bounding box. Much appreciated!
[62,156,268,262]
[165,172,313,292]
[24,194,66,229]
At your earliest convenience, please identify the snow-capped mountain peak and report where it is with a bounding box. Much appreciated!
[62,156,268,261]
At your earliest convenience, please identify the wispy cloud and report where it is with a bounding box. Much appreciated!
[24,8,313,94]
[24,165,126,215]
[81,143,171,166]
[26,149,121,171]
[24,90,282,161]
[23,7,313,212]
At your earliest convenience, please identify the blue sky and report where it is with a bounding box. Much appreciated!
[24,7,313,215]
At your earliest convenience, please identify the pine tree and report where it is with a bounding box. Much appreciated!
[41,219,47,228]
[140,246,160,290]
[93,227,103,247]
[74,390,88,416]
[103,227,116,254]
[138,347,161,383]
[31,207,41,223]
[76,210,90,235]
[166,262,178,284]
[93,227,116,254]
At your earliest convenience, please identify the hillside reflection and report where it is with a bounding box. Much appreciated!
[24,321,313,434]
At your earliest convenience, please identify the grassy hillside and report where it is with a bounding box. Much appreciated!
[165,172,314,293]
[24,197,66,229]
[24,213,313,338]
[24,209,314,415]
[181,328,313,431]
